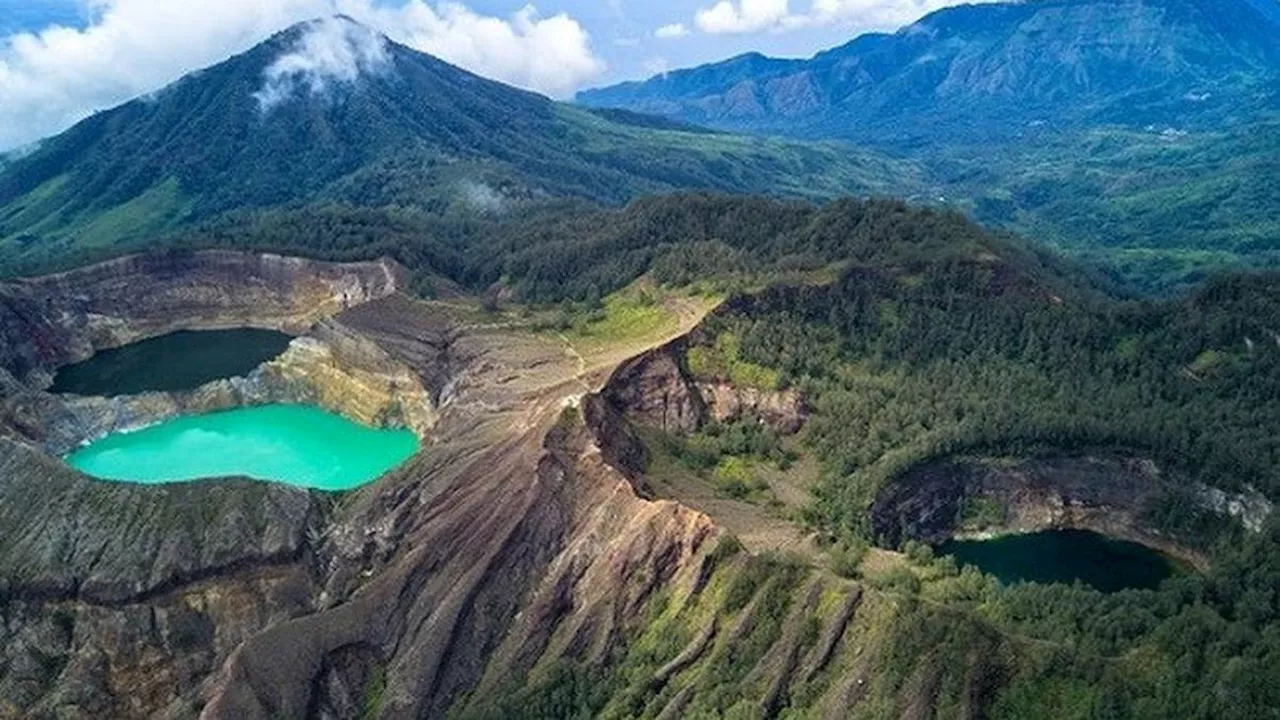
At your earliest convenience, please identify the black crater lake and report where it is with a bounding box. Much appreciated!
[937,529,1181,592]
[50,329,293,396]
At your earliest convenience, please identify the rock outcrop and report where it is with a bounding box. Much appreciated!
[0,439,319,606]
[602,339,808,437]
[696,381,807,434]
[0,436,324,720]
[602,340,706,434]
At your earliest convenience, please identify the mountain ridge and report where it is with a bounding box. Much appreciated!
[579,0,1280,143]
[577,0,1280,290]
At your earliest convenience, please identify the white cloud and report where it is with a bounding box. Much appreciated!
[254,17,391,112]
[806,0,1002,28]
[0,0,605,151]
[692,0,996,36]
[654,23,690,39]
[359,3,604,100]
[695,0,791,35]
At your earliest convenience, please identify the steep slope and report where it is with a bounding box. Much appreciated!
[0,17,918,274]
[580,0,1280,143]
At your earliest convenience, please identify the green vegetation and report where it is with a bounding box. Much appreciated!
[359,665,387,720]
[687,332,782,391]
[659,419,795,503]
[950,121,1280,293]
[645,204,1280,716]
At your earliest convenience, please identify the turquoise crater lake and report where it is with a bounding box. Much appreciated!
[65,404,419,491]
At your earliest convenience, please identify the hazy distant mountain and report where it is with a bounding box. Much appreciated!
[578,0,1280,291]
[580,0,1280,145]
[0,17,911,268]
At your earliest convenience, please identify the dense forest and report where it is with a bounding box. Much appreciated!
[675,250,1280,716]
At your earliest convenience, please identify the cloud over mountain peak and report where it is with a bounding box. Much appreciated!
[254,16,391,112]
[0,1,605,152]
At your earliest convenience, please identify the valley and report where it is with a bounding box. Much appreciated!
[579,0,1280,291]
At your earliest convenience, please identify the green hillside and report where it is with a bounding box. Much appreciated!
[405,193,1279,719]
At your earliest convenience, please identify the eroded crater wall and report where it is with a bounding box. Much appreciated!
[870,454,1273,570]
[0,250,403,387]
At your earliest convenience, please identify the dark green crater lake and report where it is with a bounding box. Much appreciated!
[50,329,293,396]
[937,529,1181,592]
[65,404,420,491]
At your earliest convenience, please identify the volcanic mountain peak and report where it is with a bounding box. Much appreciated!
[0,17,912,275]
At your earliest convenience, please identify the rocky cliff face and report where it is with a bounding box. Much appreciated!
[696,382,807,435]
[602,338,808,437]
[602,340,706,435]
[0,437,323,719]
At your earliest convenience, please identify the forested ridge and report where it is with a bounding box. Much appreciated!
[683,266,1280,718]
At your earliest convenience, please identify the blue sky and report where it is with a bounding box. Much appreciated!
[455,0,868,84]
[0,0,979,150]
[0,0,86,35]
[0,0,954,86]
